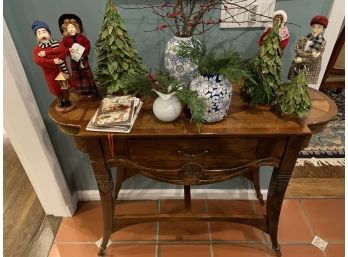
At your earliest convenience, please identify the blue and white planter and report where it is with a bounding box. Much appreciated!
[190,74,232,123]
[164,36,198,85]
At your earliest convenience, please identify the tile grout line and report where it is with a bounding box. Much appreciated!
[298,199,329,257]
[205,200,215,257]
[298,199,317,238]
[56,239,345,245]
[156,199,161,257]
[56,240,288,245]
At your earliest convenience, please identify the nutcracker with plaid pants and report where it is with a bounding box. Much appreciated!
[288,15,328,86]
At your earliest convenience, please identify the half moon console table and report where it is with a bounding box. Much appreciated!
[49,87,337,256]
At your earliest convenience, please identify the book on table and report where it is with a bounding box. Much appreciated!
[86,95,143,133]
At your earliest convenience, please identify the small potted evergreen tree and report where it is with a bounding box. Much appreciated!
[94,0,145,96]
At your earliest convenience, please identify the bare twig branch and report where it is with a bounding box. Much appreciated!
[145,0,176,35]
[173,1,181,35]
[188,0,197,21]
[115,0,301,36]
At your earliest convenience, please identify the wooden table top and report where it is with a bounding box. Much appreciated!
[49,86,337,137]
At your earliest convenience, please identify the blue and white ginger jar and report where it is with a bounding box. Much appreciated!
[190,74,232,123]
[164,36,199,85]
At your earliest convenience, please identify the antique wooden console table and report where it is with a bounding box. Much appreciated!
[49,87,336,256]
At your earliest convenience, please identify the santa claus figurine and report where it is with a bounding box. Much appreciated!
[32,20,76,112]
[288,15,328,86]
[258,10,290,55]
[59,14,97,96]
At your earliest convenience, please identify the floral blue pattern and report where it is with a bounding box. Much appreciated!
[190,75,232,123]
[164,36,198,84]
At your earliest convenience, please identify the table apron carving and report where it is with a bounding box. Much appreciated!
[106,157,281,185]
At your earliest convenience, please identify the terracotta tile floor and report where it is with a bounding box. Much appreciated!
[49,199,344,257]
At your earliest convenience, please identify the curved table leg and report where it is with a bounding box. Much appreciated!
[267,167,284,256]
[86,138,114,256]
[96,170,114,256]
[266,137,304,257]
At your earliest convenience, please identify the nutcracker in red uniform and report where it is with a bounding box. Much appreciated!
[32,20,75,112]
[59,14,97,95]
[259,10,290,55]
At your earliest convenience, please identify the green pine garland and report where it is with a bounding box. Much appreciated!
[176,40,254,82]
[95,0,145,94]
[176,88,206,127]
[244,22,282,106]
[117,72,153,96]
[277,68,311,118]
[119,72,207,127]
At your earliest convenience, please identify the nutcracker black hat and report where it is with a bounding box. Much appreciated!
[58,14,84,33]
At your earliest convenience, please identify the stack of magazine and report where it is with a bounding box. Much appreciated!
[86,95,143,133]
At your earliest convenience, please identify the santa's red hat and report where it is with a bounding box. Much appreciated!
[310,15,329,28]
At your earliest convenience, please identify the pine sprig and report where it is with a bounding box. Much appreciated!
[153,72,183,93]
[118,71,207,127]
[117,72,153,96]
[176,39,206,65]
[177,40,253,82]
[176,88,207,127]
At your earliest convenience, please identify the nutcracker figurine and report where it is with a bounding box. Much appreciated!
[59,14,97,95]
[32,20,75,112]
[259,10,290,55]
[288,15,328,86]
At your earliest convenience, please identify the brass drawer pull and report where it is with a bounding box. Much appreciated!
[177,149,209,158]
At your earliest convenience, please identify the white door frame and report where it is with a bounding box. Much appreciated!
[3,19,77,217]
[315,0,345,89]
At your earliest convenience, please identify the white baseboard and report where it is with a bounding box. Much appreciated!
[74,189,268,201]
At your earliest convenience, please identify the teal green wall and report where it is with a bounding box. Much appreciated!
[4,0,332,192]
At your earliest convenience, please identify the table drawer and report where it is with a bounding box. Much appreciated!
[129,138,258,168]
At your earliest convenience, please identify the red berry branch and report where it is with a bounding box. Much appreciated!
[115,0,301,37]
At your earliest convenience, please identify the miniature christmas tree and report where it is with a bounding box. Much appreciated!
[244,22,282,106]
[95,0,145,94]
[277,67,311,118]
